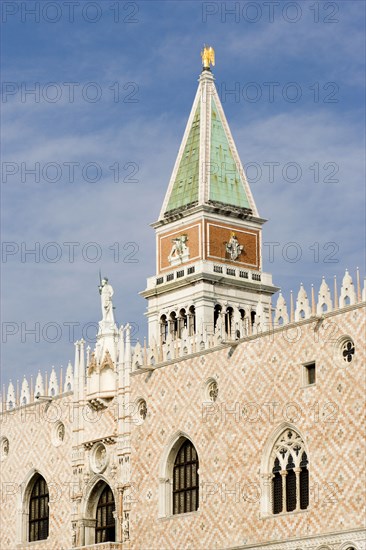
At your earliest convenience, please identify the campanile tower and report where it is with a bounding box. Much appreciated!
[142,47,278,347]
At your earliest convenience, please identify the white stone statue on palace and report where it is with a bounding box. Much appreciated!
[99,277,115,323]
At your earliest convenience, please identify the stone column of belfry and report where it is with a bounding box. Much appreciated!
[188,310,194,336]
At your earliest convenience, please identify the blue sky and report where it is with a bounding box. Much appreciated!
[1,0,365,387]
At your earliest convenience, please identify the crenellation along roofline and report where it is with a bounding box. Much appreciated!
[131,301,366,376]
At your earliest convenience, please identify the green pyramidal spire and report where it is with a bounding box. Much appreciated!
[160,65,258,220]
[210,99,250,209]
[166,104,200,212]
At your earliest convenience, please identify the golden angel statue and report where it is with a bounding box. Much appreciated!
[201,45,215,69]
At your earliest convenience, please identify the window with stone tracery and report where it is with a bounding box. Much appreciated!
[270,430,309,515]
[341,338,355,363]
[206,379,218,402]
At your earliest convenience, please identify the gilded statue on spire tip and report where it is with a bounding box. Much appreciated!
[201,45,215,70]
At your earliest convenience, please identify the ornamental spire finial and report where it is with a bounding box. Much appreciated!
[201,45,215,70]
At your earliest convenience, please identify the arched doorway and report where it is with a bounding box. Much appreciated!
[83,479,116,545]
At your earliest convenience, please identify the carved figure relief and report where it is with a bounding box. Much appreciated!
[57,422,65,441]
[91,442,108,473]
[123,512,130,541]
[1,437,9,461]
[168,235,190,266]
[95,447,106,469]
[225,233,244,261]
[138,399,147,421]
[71,523,77,547]
[52,421,65,447]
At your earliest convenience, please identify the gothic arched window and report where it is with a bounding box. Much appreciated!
[178,308,187,338]
[173,439,199,515]
[95,485,115,543]
[188,305,196,335]
[29,475,49,542]
[169,312,178,337]
[271,430,309,515]
[225,307,233,337]
[160,314,168,343]
[250,310,256,327]
[214,304,222,330]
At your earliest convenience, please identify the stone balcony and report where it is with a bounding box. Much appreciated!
[145,259,274,291]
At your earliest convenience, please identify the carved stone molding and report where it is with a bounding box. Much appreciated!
[87,397,109,411]
[83,436,116,451]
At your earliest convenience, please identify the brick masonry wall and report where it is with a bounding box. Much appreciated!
[159,222,202,272]
[205,220,259,269]
[157,219,260,273]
